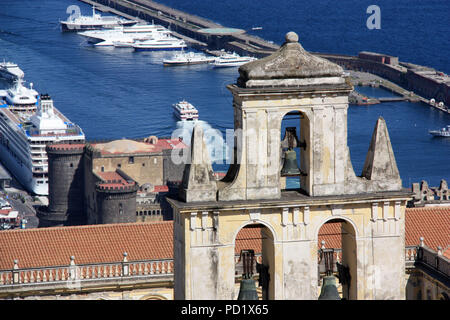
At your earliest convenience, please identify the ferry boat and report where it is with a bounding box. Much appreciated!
[429,125,450,137]
[0,91,85,195]
[163,51,215,66]
[78,24,170,47]
[172,100,199,121]
[211,52,257,68]
[0,61,25,82]
[133,37,187,51]
[60,5,137,32]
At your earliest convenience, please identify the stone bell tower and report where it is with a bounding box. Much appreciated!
[169,32,411,300]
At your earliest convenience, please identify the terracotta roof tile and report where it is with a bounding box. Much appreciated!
[0,207,448,271]
[0,222,173,270]
[405,207,450,251]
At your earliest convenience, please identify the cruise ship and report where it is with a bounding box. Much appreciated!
[78,24,170,47]
[0,61,25,82]
[0,87,85,195]
[211,52,257,68]
[163,51,215,66]
[133,36,187,51]
[172,100,199,121]
[60,5,137,32]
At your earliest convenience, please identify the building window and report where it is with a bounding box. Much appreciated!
[101,166,104,172]
[70,163,73,167]
[117,163,121,168]
[154,158,157,164]
[119,203,123,215]
[129,156,134,164]
[142,163,145,167]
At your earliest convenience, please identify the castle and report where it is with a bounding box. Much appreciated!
[36,136,187,227]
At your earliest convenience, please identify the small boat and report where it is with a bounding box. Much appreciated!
[133,37,187,51]
[0,61,25,82]
[211,52,257,68]
[172,100,199,121]
[60,5,137,32]
[163,51,215,66]
[429,125,450,137]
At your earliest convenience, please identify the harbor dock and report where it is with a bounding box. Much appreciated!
[78,0,450,114]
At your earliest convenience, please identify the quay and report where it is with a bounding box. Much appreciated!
[79,0,449,113]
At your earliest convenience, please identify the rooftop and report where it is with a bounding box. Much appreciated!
[91,137,187,155]
[0,206,447,270]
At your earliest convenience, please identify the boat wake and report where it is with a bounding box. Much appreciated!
[173,120,230,164]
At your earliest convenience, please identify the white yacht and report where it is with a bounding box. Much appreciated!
[0,79,39,111]
[211,52,257,68]
[0,61,25,82]
[429,125,450,137]
[172,100,199,121]
[60,5,137,32]
[78,24,170,47]
[0,92,85,195]
[133,36,187,51]
[163,51,215,66]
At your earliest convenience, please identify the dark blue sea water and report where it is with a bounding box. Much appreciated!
[0,0,449,187]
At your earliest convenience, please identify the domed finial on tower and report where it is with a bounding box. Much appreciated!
[285,31,298,43]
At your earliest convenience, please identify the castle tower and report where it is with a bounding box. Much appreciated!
[37,144,85,227]
[168,32,412,300]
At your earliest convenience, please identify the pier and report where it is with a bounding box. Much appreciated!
[77,0,449,113]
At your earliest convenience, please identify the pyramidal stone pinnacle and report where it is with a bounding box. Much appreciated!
[179,123,217,202]
[361,117,401,181]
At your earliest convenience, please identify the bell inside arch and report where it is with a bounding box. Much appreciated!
[237,250,259,300]
[318,275,341,300]
[281,127,302,177]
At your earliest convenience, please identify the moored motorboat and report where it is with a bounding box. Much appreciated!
[163,51,215,66]
[211,52,257,68]
[429,125,450,137]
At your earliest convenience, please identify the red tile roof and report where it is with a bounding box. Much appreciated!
[405,207,450,252]
[0,222,173,270]
[0,207,448,271]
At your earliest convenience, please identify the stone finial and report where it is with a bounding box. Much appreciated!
[419,237,424,247]
[70,256,75,266]
[321,240,326,250]
[361,117,401,187]
[123,252,128,262]
[237,31,344,85]
[437,246,442,256]
[13,260,18,270]
[285,31,299,43]
[179,123,217,202]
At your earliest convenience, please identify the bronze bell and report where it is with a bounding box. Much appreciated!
[238,278,259,300]
[237,250,259,300]
[281,149,301,176]
[318,276,341,300]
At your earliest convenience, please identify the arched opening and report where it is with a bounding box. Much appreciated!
[317,218,357,300]
[234,223,275,300]
[280,110,309,191]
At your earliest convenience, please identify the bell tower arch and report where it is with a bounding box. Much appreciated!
[169,32,412,300]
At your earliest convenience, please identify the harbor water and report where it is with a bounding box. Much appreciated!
[0,0,449,187]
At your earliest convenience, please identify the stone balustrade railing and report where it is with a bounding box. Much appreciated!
[416,245,450,277]
[1,244,446,290]
[0,258,173,287]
